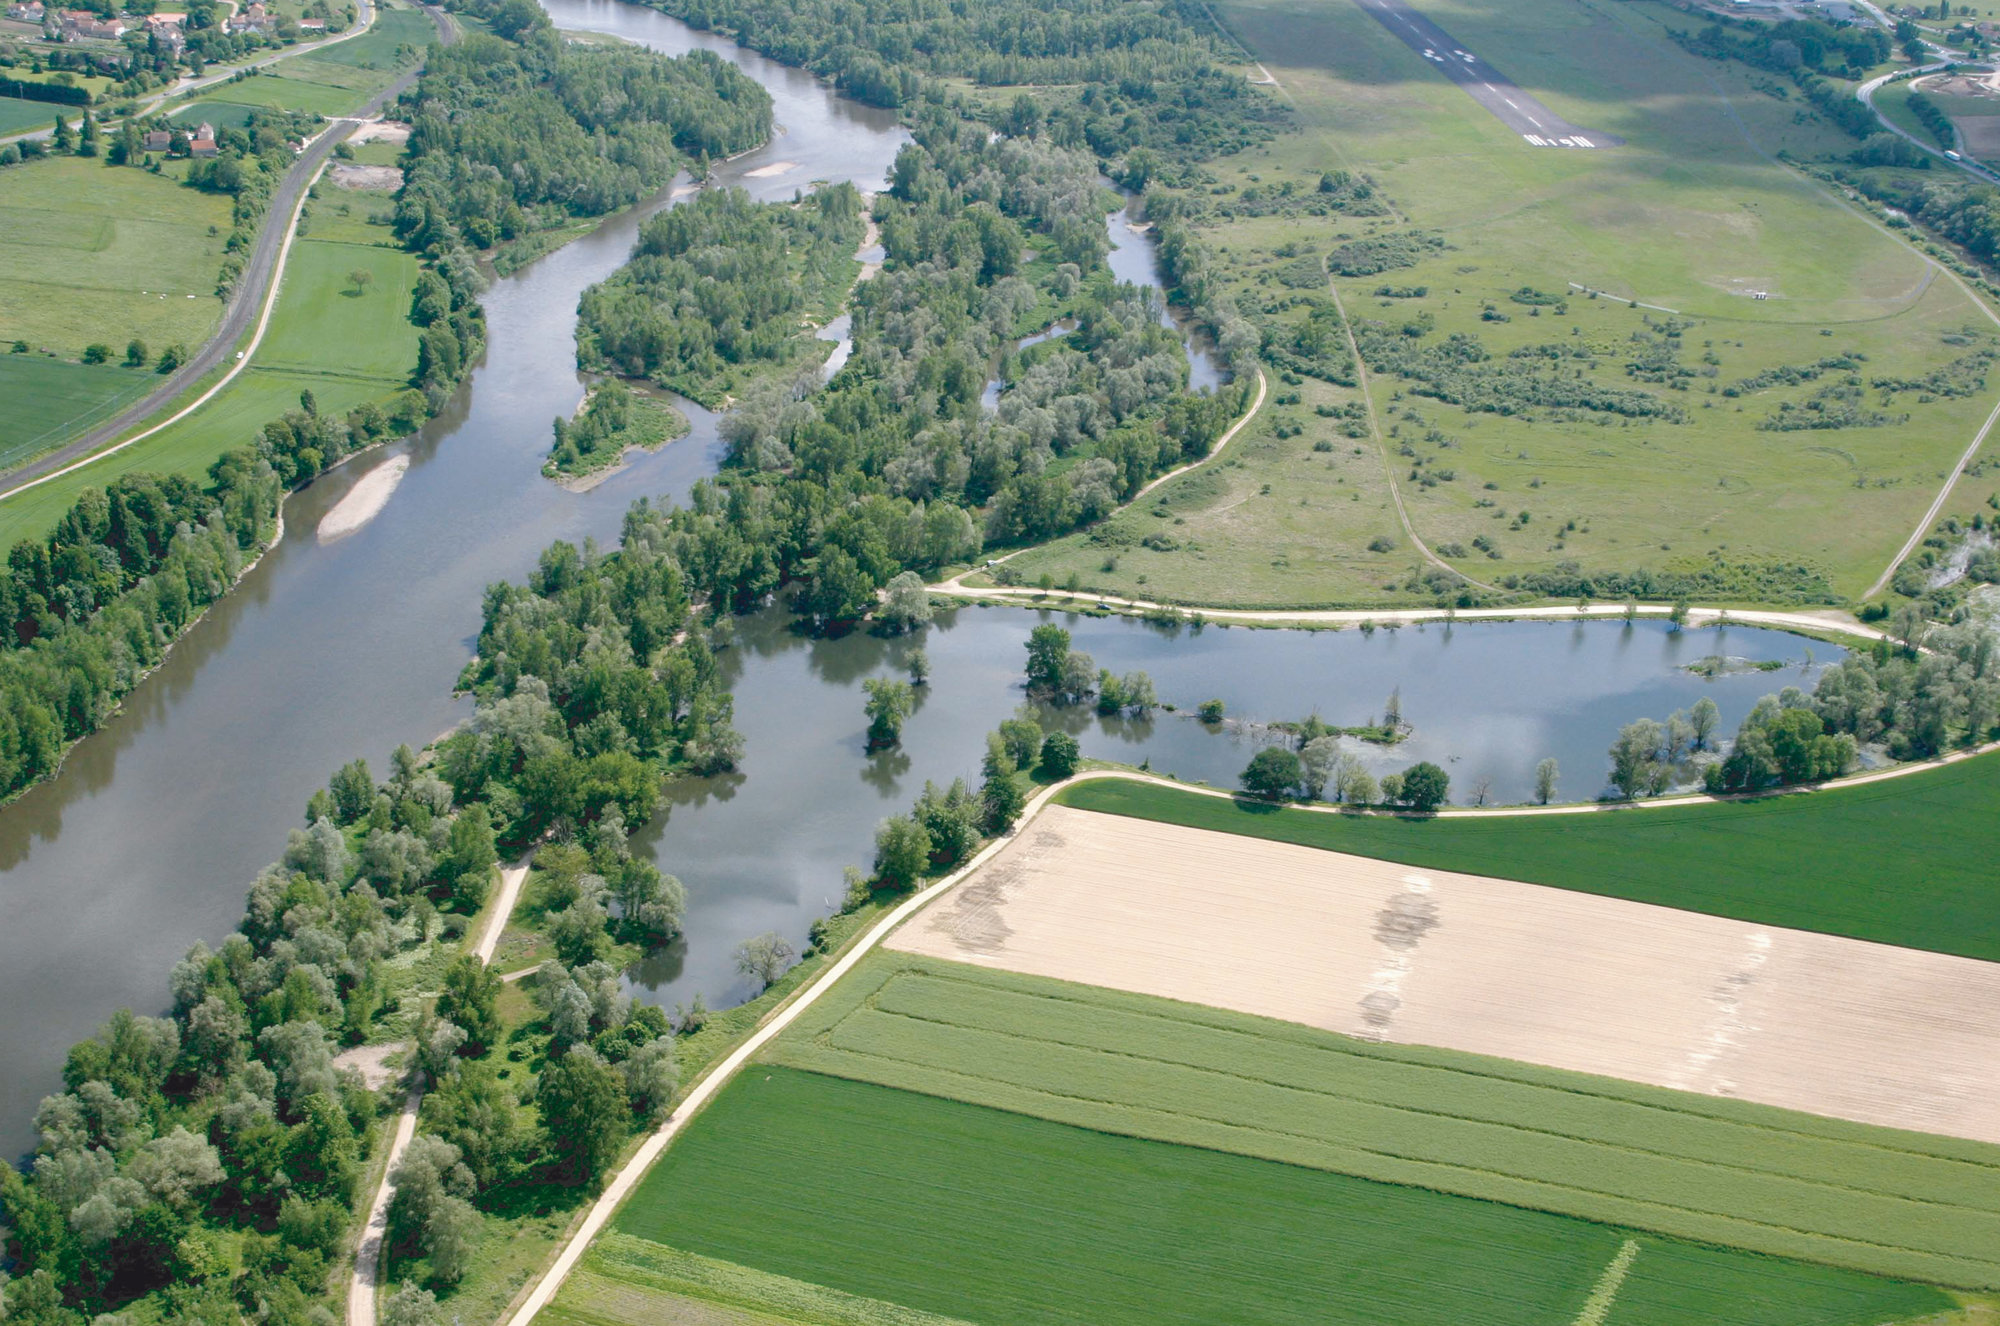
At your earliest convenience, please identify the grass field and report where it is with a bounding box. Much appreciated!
[1056,755,2000,960]
[169,99,269,132]
[0,237,421,546]
[1000,0,2000,608]
[603,1066,1955,1324]
[0,95,57,135]
[0,153,234,357]
[308,3,433,68]
[0,356,160,469]
[766,949,2000,1287]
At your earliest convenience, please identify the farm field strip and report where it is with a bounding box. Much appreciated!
[1054,759,2000,961]
[546,1235,981,1326]
[884,804,2000,1149]
[605,1066,1955,1326]
[769,952,2000,1288]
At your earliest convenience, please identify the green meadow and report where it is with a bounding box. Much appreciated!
[767,950,2000,1288]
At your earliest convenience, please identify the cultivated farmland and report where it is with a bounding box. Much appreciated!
[601,1066,1956,1325]
[1055,757,2000,961]
[773,947,2000,1287]
[884,804,2000,1148]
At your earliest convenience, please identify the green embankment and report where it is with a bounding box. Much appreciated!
[1056,757,2000,961]
[766,951,2000,1288]
[608,1067,1951,1326]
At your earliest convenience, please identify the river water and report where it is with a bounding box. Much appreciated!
[0,0,1839,1158]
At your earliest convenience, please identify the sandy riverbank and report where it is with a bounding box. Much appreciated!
[318,454,409,541]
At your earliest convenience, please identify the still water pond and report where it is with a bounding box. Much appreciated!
[625,605,1837,1013]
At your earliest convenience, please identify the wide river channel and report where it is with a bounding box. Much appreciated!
[0,0,1842,1158]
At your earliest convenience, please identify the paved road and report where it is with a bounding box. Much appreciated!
[0,4,451,497]
[1857,62,2000,186]
[1351,0,1623,148]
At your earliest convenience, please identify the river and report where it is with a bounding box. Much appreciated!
[0,0,1839,1158]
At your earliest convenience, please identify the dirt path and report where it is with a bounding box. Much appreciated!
[930,577,1892,648]
[348,1085,421,1326]
[348,852,530,1326]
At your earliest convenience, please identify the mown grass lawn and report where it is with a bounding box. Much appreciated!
[770,951,2000,1288]
[0,94,58,135]
[1057,756,2000,960]
[614,1066,1952,1326]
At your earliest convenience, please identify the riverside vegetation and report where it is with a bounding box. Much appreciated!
[0,0,772,808]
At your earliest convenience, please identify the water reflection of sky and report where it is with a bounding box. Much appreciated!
[625,604,1837,1012]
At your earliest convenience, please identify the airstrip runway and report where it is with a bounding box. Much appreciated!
[1352,0,1624,147]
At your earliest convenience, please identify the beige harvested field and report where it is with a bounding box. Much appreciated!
[889,805,2000,1143]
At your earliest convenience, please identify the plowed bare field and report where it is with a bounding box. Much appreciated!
[887,805,2000,1143]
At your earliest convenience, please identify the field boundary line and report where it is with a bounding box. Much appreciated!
[0,128,352,502]
[823,982,2000,1181]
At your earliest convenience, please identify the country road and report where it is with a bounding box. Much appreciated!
[0,3,454,499]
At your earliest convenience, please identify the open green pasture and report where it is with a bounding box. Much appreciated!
[0,153,233,357]
[1057,755,2000,960]
[609,1066,1953,1325]
[195,72,373,116]
[0,95,56,135]
[0,238,420,546]
[170,99,268,131]
[1019,0,2000,609]
[255,238,420,379]
[0,355,159,470]
[306,3,433,67]
[766,950,2000,1289]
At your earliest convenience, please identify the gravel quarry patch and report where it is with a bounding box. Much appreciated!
[888,804,2000,1143]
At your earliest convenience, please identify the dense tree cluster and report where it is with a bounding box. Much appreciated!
[401,0,770,250]
[0,747,506,1326]
[1673,17,1889,80]
[1607,630,1998,799]
[576,108,1246,632]
[645,0,1285,167]
[577,183,865,405]
[445,528,743,847]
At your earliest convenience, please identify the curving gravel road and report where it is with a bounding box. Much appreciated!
[0,4,453,498]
